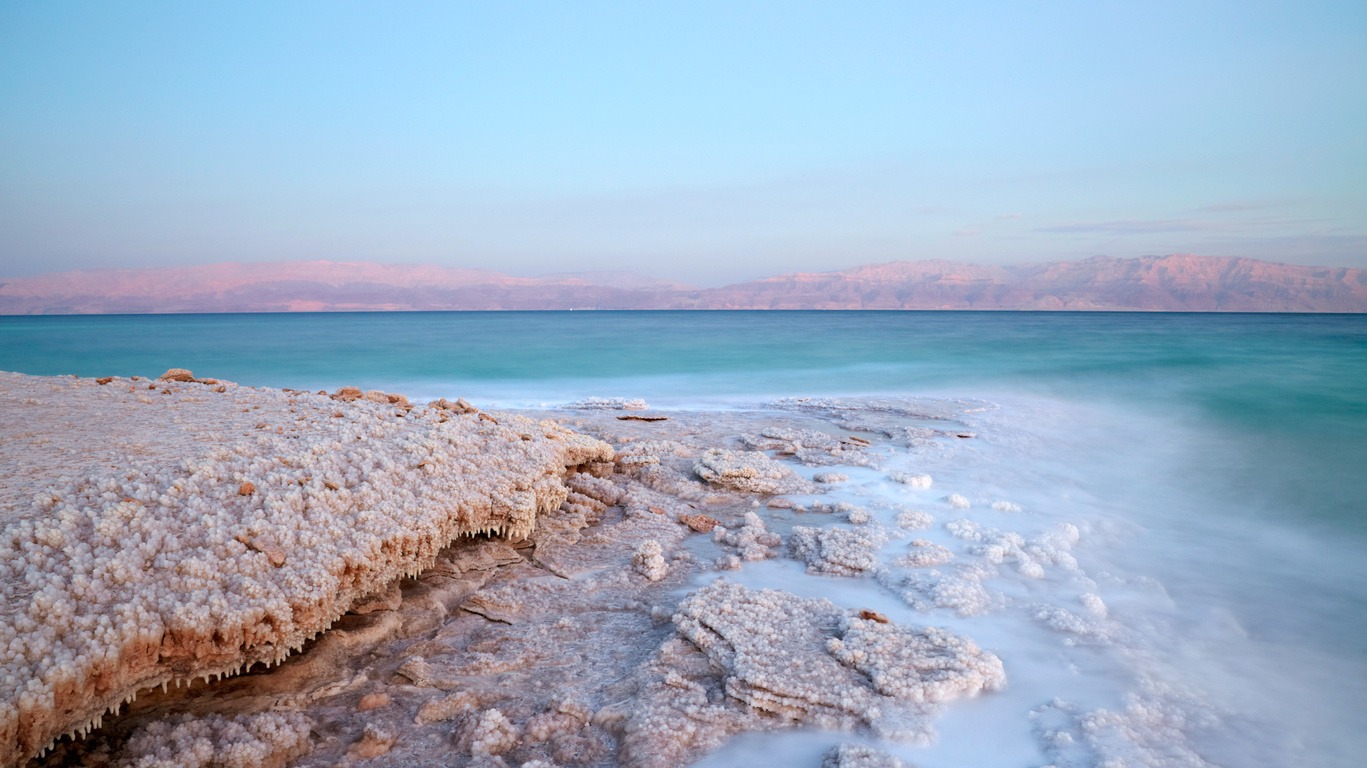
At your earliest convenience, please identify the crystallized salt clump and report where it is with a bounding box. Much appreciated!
[663,581,1004,744]
[115,711,313,768]
[693,448,812,495]
[897,539,955,568]
[944,493,971,509]
[633,539,669,582]
[713,512,782,563]
[790,526,888,576]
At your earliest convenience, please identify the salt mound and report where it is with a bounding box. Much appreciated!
[663,581,1004,742]
[790,526,888,576]
[693,448,811,494]
[0,372,612,765]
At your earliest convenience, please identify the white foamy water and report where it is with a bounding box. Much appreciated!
[673,394,1367,768]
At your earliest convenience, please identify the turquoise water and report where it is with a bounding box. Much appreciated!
[4,310,1364,534]
[4,310,1366,765]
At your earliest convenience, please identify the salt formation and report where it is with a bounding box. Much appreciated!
[790,526,888,576]
[0,372,612,766]
[739,427,877,467]
[114,711,313,768]
[896,539,955,568]
[822,743,907,768]
[632,540,669,582]
[628,580,1003,756]
[889,473,932,489]
[693,448,813,494]
[711,512,782,565]
[943,493,971,509]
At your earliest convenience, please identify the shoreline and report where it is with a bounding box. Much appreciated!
[3,369,1359,767]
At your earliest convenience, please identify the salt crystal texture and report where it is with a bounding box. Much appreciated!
[0,372,611,765]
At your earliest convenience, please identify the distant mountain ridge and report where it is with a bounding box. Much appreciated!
[1,255,1364,313]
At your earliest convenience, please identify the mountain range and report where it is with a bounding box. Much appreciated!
[1,255,1364,313]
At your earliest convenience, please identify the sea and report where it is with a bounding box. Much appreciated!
[2,310,1365,767]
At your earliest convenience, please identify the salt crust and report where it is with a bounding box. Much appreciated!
[739,428,877,468]
[693,449,813,495]
[634,580,1004,755]
[0,372,611,765]
[115,711,313,768]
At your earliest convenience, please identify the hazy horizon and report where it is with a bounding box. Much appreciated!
[3,3,1365,284]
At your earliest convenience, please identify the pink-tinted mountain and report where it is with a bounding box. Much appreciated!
[1,255,1363,313]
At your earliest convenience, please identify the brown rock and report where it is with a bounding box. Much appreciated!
[648,506,667,515]
[357,692,392,712]
[212,384,227,393]
[158,368,195,382]
[617,414,669,422]
[478,412,499,425]
[858,609,890,624]
[333,386,364,402]
[238,481,256,496]
[678,513,720,533]
[234,531,286,567]
[845,435,872,446]
[95,377,113,385]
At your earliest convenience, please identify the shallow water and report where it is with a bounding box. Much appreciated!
[3,310,1365,765]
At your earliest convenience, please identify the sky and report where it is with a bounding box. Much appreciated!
[1,1,1365,286]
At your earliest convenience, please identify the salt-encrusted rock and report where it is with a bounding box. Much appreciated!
[944,493,971,509]
[157,368,195,383]
[0,372,612,766]
[693,448,812,494]
[658,581,1004,745]
[112,711,313,768]
[633,540,669,582]
[790,526,888,576]
[822,743,907,768]
[678,513,720,533]
[813,472,849,484]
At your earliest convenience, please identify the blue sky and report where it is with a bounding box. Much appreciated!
[2,1,1364,284]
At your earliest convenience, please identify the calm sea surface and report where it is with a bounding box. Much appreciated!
[3,310,1365,765]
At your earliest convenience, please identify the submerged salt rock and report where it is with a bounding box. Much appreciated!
[566,397,650,411]
[944,493,971,509]
[693,448,810,494]
[890,472,932,489]
[712,512,781,561]
[897,539,955,568]
[0,372,612,766]
[665,581,1004,745]
[822,743,907,768]
[113,711,313,768]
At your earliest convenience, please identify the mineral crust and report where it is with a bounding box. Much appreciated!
[0,372,611,766]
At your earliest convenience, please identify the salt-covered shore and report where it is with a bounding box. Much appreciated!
[2,372,1011,768]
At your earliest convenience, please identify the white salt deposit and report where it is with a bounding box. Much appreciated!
[0,372,611,765]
